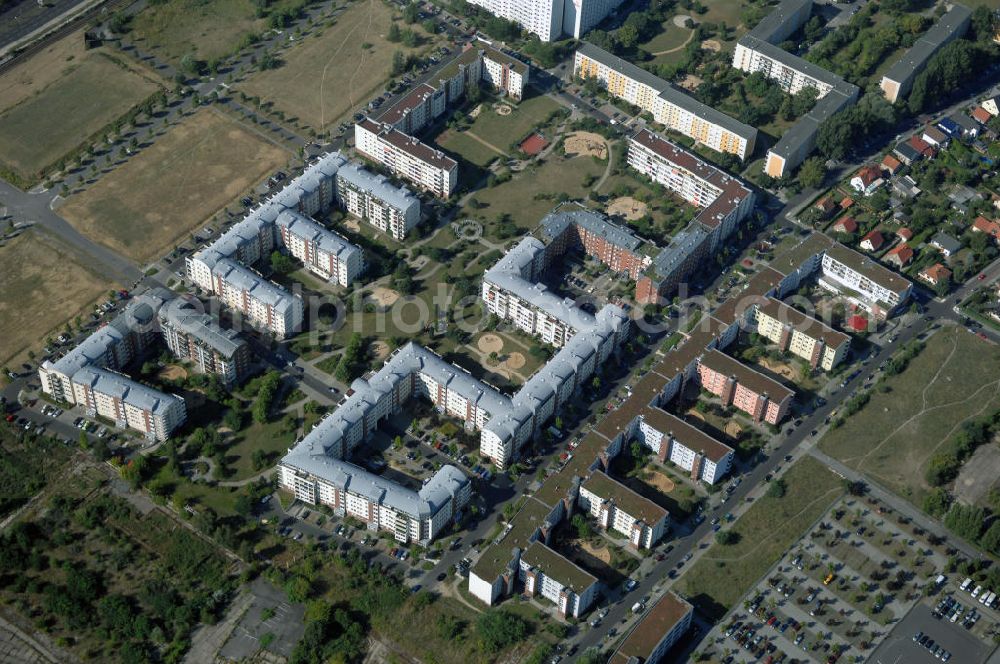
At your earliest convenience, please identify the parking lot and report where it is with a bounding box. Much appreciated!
[870,604,989,664]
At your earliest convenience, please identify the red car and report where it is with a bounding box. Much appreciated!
[979,273,986,280]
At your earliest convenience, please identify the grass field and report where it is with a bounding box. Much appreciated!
[238,0,429,130]
[463,154,607,232]
[225,416,297,480]
[0,230,114,368]
[129,0,304,66]
[437,94,562,167]
[60,108,288,263]
[819,327,1000,507]
[640,20,694,55]
[678,457,843,619]
[0,31,160,180]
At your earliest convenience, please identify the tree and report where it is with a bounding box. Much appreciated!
[617,23,639,49]
[393,435,404,450]
[403,1,419,23]
[476,610,528,653]
[270,250,296,274]
[388,22,401,42]
[716,530,740,545]
[908,40,980,114]
[767,478,787,498]
[798,157,826,190]
[572,513,594,539]
[944,504,986,541]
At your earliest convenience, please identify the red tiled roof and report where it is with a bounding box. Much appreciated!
[920,263,952,283]
[861,230,884,250]
[973,215,1000,239]
[833,216,857,233]
[848,314,868,331]
[972,106,992,125]
[840,197,855,209]
[881,154,902,173]
[909,135,935,157]
[885,243,914,266]
[897,228,913,241]
[853,165,881,187]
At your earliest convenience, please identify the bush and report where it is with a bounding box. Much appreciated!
[766,478,787,499]
[476,609,529,653]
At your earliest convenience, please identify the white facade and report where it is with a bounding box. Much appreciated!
[354,120,458,198]
[820,250,911,315]
[335,163,421,240]
[211,259,304,339]
[71,367,186,442]
[275,209,364,287]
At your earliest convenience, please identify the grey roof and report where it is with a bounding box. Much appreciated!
[540,208,644,252]
[881,5,971,85]
[44,289,171,377]
[212,258,299,315]
[158,296,245,358]
[336,162,420,213]
[485,237,599,331]
[740,37,855,93]
[768,88,857,161]
[949,111,979,132]
[275,209,362,262]
[650,225,709,280]
[72,366,181,415]
[280,455,469,520]
[746,0,812,43]
[576,41,757,141]
[931,232,962,254]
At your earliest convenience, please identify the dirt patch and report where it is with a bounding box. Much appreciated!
[370,341,390,361]
[158,364,188,381]
[954,441,1000,507]
[678,74,703,91]
[674,14,697,27]
[646,470,676,493]
[579,539,612,564]
[342,217,361,233]
[725,421,743,439]
[477,333,504,354]
[368,286,400,308]
[686,408,706,422]
[607,196,649,221]
[564,131,608,159]
[759,357,798,381]
[701,39,722,52]
[505,351,525,370]
[469,104,483,119]
[493,102,512,116]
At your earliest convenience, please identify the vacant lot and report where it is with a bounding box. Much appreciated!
[0,230,114,367]
[239,0,427,130]
[60,109,288,263]
[679,457,843,619]
[130,0,304,66]
[819,327,1000,506]
[0,31,160,181]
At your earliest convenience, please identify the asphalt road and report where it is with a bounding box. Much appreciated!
[0,0,91,53]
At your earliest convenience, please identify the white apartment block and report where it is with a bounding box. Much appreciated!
[275,209,364,286]
[71,367,186,442]
[519,541,599,618]
[578,471,668,549]
[574,43,757,159]
[211,259,303,339]
[355,119,458,198]
[467,0,625,41]
[334,162,420,240]
[880,5,971,104]
[279,458,470,544]
[38,290,188,442]
[635,407,734,485]
[157,296,250,386]
[479,44,529,100]
[610,592,693,664]
[730,0,859,178]
[752,297,850,372]
[820,244,912,317]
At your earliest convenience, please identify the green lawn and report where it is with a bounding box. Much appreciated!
[640,20,694,55]
[225,416,298,480]
[437,94,563,166]
[818,327,1000,507]
[678,457,843,619]
[463,154,607,233]
[0,52,158,180]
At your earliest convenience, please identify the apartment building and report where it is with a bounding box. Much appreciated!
[770,232,912,319]
[626,129,756,301]
[697,349,793,425]
[609,592,694,664]
[479,43,530,100]
[574,42,758,159]
[39,289,187,441]
[355,119,458,198]
[334,162,420,240]
[275,209,364,286]
[71,366,187,442]
[188,152,384,336]
[279,457,470,544]
[635,407,734,485]
[157,297,250,386]
[211,259,304,339]
[752,297,850,371]
[519,540,599,618]
[880,5,971,104]
[578,471,669,549]
[730,0,859,178]
[466,0,624,41]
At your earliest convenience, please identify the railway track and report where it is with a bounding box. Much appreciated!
[0,0,134,78]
